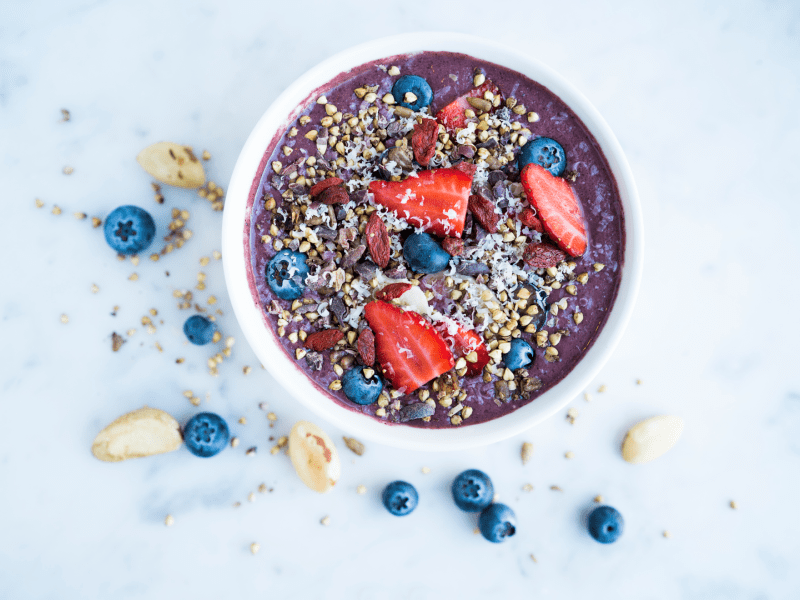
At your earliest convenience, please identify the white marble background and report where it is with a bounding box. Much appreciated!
[1,0,799,598]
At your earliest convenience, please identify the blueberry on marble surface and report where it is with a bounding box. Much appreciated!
[391,75,433,111]
[451,469,494,512]
[266,249,309,300]
[403,232,451,274]
[518,136,567,177]
[183,412,229,458]
[478,503,517,543]
[103,205,156,255]
[342,366,383,405]
[382,481,418,516]
[503,339,534,371]
[183,315,216,345]
[588,505,624,544]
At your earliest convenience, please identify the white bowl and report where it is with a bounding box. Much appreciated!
[222,32,643,451]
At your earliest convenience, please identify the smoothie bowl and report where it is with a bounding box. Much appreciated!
[222,33,643,450]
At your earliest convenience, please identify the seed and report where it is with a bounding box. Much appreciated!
[549,333,561,346]
[527,112,540,122]
[503,368,514,381]
[550,304,559,316]
[388,65,400,76]
[450,415,463,426]
[305,130,318,141]
[382,93,396,105]
[462,406,473,419]
[467,97,492,112]
[519,315,532,327]
[317,95,327,104]
[465,351,479,363]
[566,285,577,296]
[593,263,605,272]
[512,104,526,115]
[329,380,342,391]
[577,272,589,284]
[404,92,417,103]
[573,312,584,324]
[545,347,559,357]
[325,103,337,116]
[454,357,467,370]
[364,92,377,103]
[354,87,367,99]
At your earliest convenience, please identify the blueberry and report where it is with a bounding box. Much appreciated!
[391,75,433,112]
[403,233,451,274]
[451,469,494,512]
[183,315,216,345]
[518,137,567,177]
[478,503,517,543]
[503,339,534,371]
[382,481,418,516]
[183,412,229,458]
[588,505,624,544]
[103,205,156,255]
[342,366,383,405]
[266,249,309,300]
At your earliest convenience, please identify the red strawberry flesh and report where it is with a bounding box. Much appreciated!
[436,80,503,133]
[433,317,489,377]
[364,301,454,394]
[368,168,472,238]
[520,163,587,256]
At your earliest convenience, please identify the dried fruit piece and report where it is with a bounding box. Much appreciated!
[468,193,498,233]
[91,407,182,462]
[288,420,341,493]
[517,207,544,232]
[622,415,684,464]
[365,212,391,268]
[309,177,343,197]
[374,282,413,302]
[304,329,344,351]
[441,236,464,256]
[317,185,349,205]
[523,242,567,268]
[136,142,205,189]
[411,118,439,167]
[357,328,375,365]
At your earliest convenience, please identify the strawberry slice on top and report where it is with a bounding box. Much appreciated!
[520,163,588,256]
[368,168,473,238]
[436,80,503,133]
[364,300,454,394]
[433,317,489,377]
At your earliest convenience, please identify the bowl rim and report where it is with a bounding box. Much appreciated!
[222,32,644,451]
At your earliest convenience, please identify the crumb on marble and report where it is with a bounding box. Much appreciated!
[565,451,575,459]
[320,515,331,526]
[230,437,239,448]
[594,495,604,503]
[522,484,534,492]
[60,314,69,324]
[164,514,174,527]
[597,385,607,393]
[250,542,260,554]
[421,466,431,474]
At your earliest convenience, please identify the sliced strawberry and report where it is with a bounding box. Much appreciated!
[517,207,544,233]
[433,317,489,377]
[368,168,472,238]
[374,282,413,301]
[364,301,454,394]
[436,80,503,133]
[521,163,587,256]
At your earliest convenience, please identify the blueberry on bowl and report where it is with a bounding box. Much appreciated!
[342,366,383,405]
[104,205,156,255]
[266,249,309,300]
[479,503,517,543]
[588,505,624,544]
[391,75,433,112]
[382,481,418,516]
[183,315,216,345]
[183,412,229,458]
[451,469,494,512]
[403,232,451,274]
[518,136,567,177]
[503,339,534,371]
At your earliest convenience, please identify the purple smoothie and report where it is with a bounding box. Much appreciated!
[243,51,624,428]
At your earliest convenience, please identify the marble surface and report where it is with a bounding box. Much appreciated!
[2,0,799,598]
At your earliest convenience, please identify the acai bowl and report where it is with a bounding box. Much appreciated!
[222,33,643,451]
